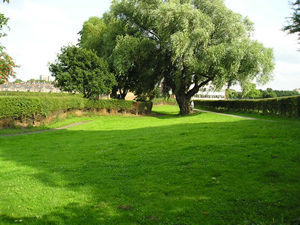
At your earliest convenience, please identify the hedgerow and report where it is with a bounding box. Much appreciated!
[194,96,300,118]
[0,95,134,119]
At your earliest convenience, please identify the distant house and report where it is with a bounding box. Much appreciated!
[294,88,300,94]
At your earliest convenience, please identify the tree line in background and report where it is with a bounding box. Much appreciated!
[50,0,275,115]
[226,87,300,99]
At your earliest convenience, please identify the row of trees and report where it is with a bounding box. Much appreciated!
[226,87,299,99]
[13,78,54,84]
[0,0,17,84]
[50,0,275,115]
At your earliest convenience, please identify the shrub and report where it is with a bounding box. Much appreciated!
[193,96,300,117]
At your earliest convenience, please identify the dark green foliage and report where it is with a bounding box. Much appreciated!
[226,88,299,100]
[283,0,300,43]
[0,95,133,119]
[261,88,277,98]
[108,0,274,115]
[85,98,134,111]
[194,96,300,117]
[273,89,300,97]
[79,16,158,100]
[226,89,239,99]
[49,46,116,99]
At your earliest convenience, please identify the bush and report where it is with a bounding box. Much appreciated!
[85,99,133,111]
[194,96,300,118]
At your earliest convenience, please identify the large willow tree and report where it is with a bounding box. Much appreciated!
[81,0,274,114]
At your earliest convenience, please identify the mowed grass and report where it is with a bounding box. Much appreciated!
[0,105,299,225]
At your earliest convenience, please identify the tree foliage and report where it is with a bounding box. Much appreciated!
[108,0,274,114]
[283,0,300,43]
[0,0,16,84]
[241,83,261,99]
[49,46,116,98]
[79,15,158,100]
[13,78,23,84]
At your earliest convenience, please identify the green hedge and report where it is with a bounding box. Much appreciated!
[194,96,300,118]
[0,96,134,119]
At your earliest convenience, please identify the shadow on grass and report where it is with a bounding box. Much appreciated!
[0,119,300,225]
[151,110,204,120]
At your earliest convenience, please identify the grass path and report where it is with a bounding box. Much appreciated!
[194,109,261,120]
[0,105,299,225]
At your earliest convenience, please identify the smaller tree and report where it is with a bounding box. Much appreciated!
[262,88,277,98]
[225,89,238,99]
[14,78,23,83]
[0,0,17,84]
[49,46,116,98]
[0,50,16,84]
[242,83,262,99]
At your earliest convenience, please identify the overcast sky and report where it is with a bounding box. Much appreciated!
[1,0,299,90]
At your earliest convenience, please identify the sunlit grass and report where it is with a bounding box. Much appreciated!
[0,105,299,224]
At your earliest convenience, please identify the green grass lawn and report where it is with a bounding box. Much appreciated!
[0,105,299,225]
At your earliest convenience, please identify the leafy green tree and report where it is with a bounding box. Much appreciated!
[0,50,16,84]
[14,78,23,83]
[283,0,300,43]
[49,45,116,98]
[112,35,158,99]
[226,89,238,99]
[262,88,277,99]
[0,0,17,84]
[109,0,274,114]
[272,89,299,97]
[79,15,158,99]
[241,83,261,99]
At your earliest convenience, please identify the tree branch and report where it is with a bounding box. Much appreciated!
[187,77,212,98]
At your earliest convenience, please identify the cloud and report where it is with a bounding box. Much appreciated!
[1,0,90,80]
[225,0,300,90]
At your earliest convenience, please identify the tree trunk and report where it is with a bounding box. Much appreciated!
[110,86,118,99]
[176,95,192,115]
[119,90,128,100]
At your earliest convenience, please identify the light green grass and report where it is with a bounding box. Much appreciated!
[0,105,299,225]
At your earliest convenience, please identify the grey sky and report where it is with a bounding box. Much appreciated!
[1,0,299,90]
